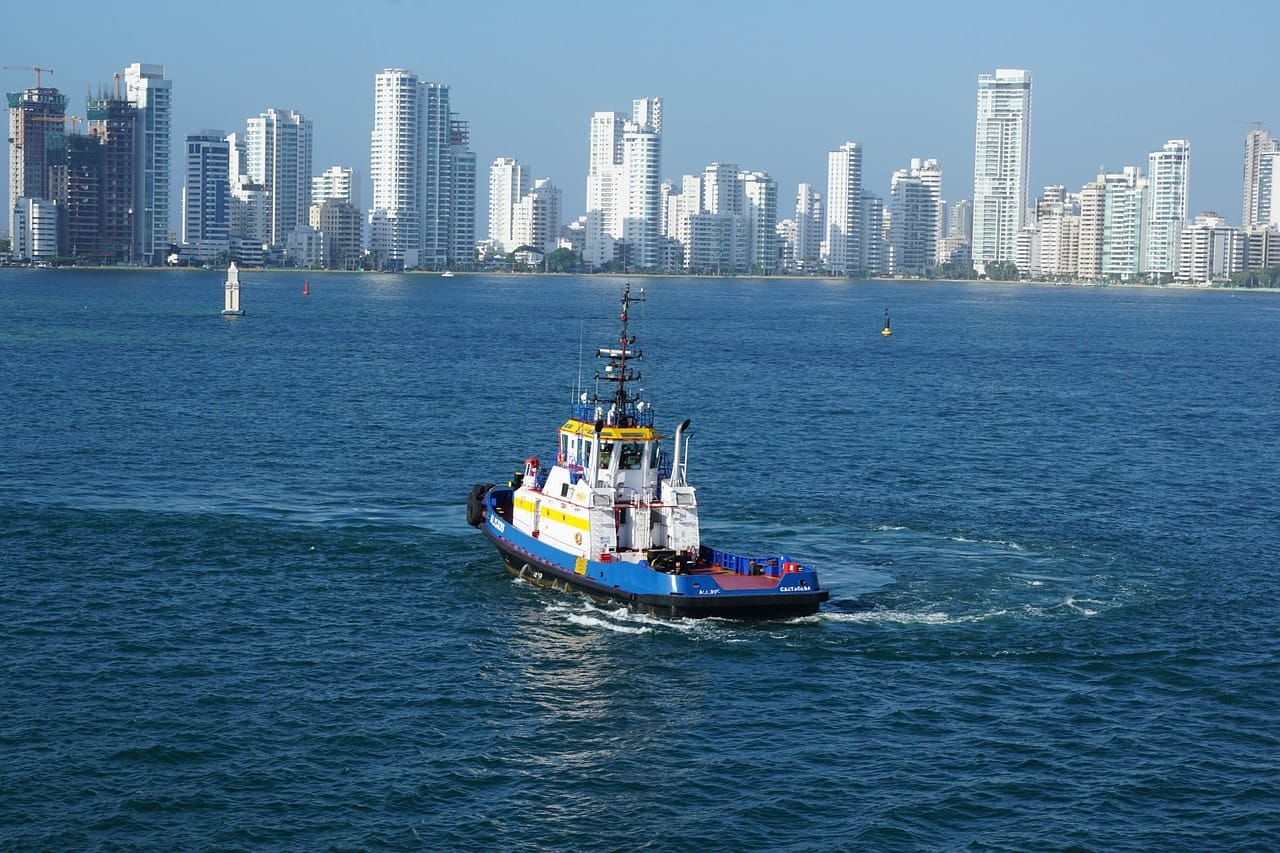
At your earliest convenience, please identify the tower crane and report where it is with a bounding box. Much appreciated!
[1,65,54,87]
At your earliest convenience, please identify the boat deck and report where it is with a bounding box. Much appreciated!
[700,570,783,590]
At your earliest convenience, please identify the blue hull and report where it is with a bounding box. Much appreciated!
[478,487,828,619]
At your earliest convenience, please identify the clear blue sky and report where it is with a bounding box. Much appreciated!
[4,0,1272,235]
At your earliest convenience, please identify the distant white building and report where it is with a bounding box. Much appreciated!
[124,63,172,265]
[488,157,530,253]
[246,107,312,249]
[1144,140,1190,276]
[794,183,823,270]
[1178,213,1243,284]
[369,69,423,269]
[312,165,360,208]
[583,98,662,270]
[511,178,563,255]
[1242,128,1276,229]
[824,142,863,275]
[742,171,778,274]
[1078,168,1145,280]
[284,225,325,268]
[10,197,58,261]
[888,158,942,276]
[972,69,1032,274]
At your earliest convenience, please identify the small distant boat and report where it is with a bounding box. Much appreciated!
[441,270,455,278]
[221,263,245,317]
[881,309,892,336]
[303,279,310,296]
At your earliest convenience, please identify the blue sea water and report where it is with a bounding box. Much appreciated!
[2,269,1278,851]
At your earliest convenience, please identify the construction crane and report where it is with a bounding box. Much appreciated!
[29,114,82,134]
[1,64,54,87]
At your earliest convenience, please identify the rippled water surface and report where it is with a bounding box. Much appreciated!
[3,270,1278,850]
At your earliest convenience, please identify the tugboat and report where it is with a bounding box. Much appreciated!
[466,285,829,619]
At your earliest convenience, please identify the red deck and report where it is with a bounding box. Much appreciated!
[693,567,783,590]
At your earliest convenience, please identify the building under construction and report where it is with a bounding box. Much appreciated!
[47,132,103,259]
[86,94,137,263]
[7,86,67,246]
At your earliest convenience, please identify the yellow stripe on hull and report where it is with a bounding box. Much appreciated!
[540,504,590,530]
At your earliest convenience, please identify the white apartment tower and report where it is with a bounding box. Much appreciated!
[368,71,472,269]
[511,178,563,255]
[246,107,313,248]
[312,166,360,208]
[622,110,662,270]
[1144,140,1190,276]
[420,82,452,269]
[824,142,863,275]
[488,157,530,252]
[972,69,1032,274]
[370,69,423,268]
[742,171,778,274]
[795,183,823,268]
[1242,128,1276,229]
[124,63,172,265]
[1178,213,1244,284]
[583,98,663,270]
[181,130,230,261]
[889,160,941,276]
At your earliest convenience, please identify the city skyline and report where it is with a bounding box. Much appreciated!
[3,0,1276,238]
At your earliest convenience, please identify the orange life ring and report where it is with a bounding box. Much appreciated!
[574,532,583,545]
[557,451,566,465]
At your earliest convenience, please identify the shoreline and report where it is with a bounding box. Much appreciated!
[5,264,1277,292]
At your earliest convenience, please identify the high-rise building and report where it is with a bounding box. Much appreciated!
[418,83,452,268]
[795,183,823,269]
[1178,212,1244,283]
[972,69,1032,274]
[1242,128,1275,229]
[369,69,422,269]
[448,117,476,267]
[889,158,942,276]
[742,171,777,274]
[48,132,103,260]
[621,113,662,270]
[367,70,470,270]
[246,107,312,248]
[511,177,562,255]
[7,85,67,254]
[181,130,230,262]
[824,142,863,275]
[87,93,138,263]
[1079,168,1146,281]
[1144,140,1190,276]
[312,165,360,208]
[488,156,529,253]
[583,98,662,270]
[123,63,172,264]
